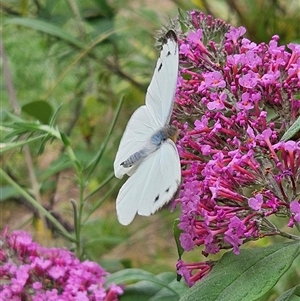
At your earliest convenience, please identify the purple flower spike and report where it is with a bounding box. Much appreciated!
[0,230,123,300]
[173,10,300,285]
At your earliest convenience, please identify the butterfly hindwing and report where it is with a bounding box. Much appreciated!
[138,140,181,216]
[116,139,181,226]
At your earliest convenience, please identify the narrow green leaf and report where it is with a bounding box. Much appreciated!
[281,116,300,141]
[9,122,42,131]
[86,95,124,178]
[4,122,61,141]
[5,18,86,49]
[173,218,184,281]
[49,104,63,127]
[180,241,300,301]
[39,157,72,181]
[93,0,115,18]
[71,199,78,243]
[60,132,70,147]
[0,135,47,153]
[22,100,53,124]
[0,186,20,201]
[152,273,188,300]
[83,173,117,223]
[296,286,300,297]
[120,272,188,301]
[86,172,115,200]
[0,110,24,123]
[37,133,53,155]
[177,8,189,32]
[107,270,186,301]
[173,218,184,260]
[4,122,43,140]
[0,168,75,242]
[275,285,300,301]
[107,269,176,289]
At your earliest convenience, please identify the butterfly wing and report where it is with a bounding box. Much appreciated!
[145,30,178,126]
[116,139,181,226]
[114,105,159,179]
[114,30,178,179]
[114,30,180,225]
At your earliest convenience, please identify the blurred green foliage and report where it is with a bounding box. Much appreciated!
[1,1,299,300]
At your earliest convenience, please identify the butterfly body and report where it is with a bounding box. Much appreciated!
[121,125,178,168]
[114,30,181,225]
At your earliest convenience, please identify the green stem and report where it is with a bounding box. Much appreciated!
[263,217,300,240]
[75,171,85,259]
[294,221,300,233]
[86,96,124,178]
[0,134,47,153]
[1,168,75,242]
[84,172,115,201]
[277,229,300,240]
[43,28,125,99]
[56,130,84,256]
[83,181,120,224]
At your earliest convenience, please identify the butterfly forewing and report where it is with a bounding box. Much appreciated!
[145,31,178,126]
[114,106,160,178]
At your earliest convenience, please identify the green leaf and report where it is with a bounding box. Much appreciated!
[121,273,188,301]
[0,186,20,201]
[22,100,53,124]
[39,156,72,181]
[280,116,300,141]
[106,269,188,301]
[92,0,115,19]
[86,95,124,178]
[296,286,300,297]
[106,268,168,285]
[173,218,184,260]
[60,132,70,147]
[4,122,60,141]
[173,218,184,281]
[49,104,63,127]
[179,241,300,301]
[0,169,74,242]
[275,285,300,301]
[4,18,86,49]
[4,121,42,139]
[0,135,47,153]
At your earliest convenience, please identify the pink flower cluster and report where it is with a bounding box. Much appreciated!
[0,229,123,300]
[173,11,300,286]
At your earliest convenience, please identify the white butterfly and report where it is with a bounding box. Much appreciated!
[114,30,181,226]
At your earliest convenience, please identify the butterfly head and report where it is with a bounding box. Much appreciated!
[166,125,179,143]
